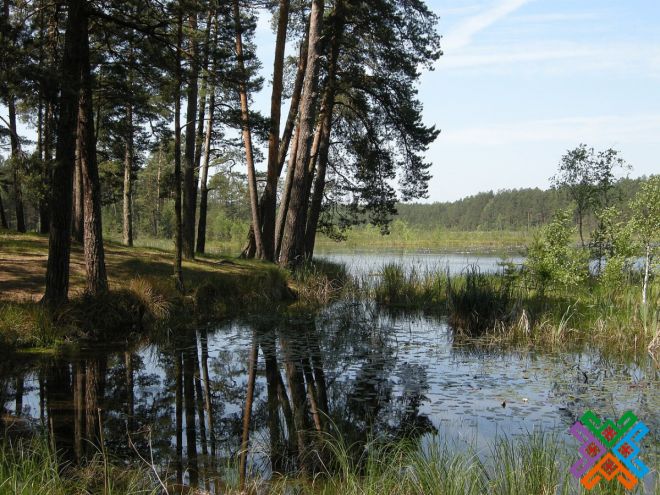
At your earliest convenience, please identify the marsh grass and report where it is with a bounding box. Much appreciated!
[373,263,446,308]
[0,437,160,495]
[292,259,356,306]
[370,262,659,354]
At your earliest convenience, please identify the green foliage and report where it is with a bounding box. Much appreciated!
[629,175,660,250]
[525,208,589,292]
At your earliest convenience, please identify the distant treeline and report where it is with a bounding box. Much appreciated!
[395,177,647,231]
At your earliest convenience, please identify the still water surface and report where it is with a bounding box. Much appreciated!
[0,253,657,488]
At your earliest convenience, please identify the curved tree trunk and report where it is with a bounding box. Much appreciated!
[233,0,265,259]
[279,0,325,267]
[196,13,218,255]
[243,31,308,260]
[274,125,301,259]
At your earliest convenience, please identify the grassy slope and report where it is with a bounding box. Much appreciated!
[0,231,282,302]
[0,231,291,348]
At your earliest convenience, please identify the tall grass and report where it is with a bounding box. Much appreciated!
[3,431,656,494]
[250,431,658,494]
[0,438,160,495]
[369,262,659,354]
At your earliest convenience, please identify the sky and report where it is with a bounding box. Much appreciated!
[251,0,660,202]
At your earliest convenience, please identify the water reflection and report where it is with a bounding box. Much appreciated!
[1,302,658,489]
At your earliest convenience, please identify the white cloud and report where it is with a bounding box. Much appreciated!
[437,41,660,75]
[508,12,599,23]
[441,45,595,68]
[442,115,660,146]
[443,0,532,51]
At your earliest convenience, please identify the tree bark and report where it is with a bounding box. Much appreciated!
[0,191,8,229]
[173,10,184,292]
[279,0,325,267]
[233,0,265,259]
[2,0,25,233]
[182,13,199,260]
[274,124,301,259]
[6,95,26,233]
[78,10,108,296]
[261,334,284,471]
[196,90,214,254]
[642,243,650,305]
[242,31,308,260]
[304,5,344,257]
[196,13,218,255]
[72,133,84,242]
[258,0,290,261]
[192,11,213,234]
[43,0,85,307]
[123,104,134,247]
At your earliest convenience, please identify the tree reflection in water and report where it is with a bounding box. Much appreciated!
[0,305,434,489]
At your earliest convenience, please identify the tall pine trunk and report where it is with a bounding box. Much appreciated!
[0,192,7,228]
[43,0,85,306]
[72,127,84,242]
[2,0,25,233]
[241,31,307,260]
[274,125,300,259]
[196,90,214,254]
[6,95,26,233]
[78,9,108,296]
[305,5,344,257]
[182,14,199,260]
[173,10,184,292]
[192,11,213,209]
[279,0,325,267]
[233,0,265,259]
[123,104,134,246]
[259,0,290,261]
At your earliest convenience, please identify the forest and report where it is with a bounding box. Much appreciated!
[0,0,440,305]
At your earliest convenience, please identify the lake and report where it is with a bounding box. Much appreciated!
[1,253,657,490]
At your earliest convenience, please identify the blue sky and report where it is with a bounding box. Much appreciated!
[251,0,660,201]
[416,0,660,201]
